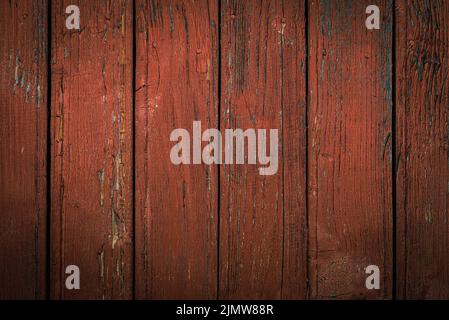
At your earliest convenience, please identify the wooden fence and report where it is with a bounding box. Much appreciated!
[0,0,448,299]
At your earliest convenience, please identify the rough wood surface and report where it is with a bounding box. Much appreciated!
[50,0,133,299]
[135,0,219,299]
[396,0,449,299]
[219,0,307,299]
[2,0,449,300]
[0,0,48,299]
[308,0,393,299]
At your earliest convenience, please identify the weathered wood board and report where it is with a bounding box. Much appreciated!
[135,0,219,299]
[50,0,133,299]
[308,0,393,299]
[0,0,48,300]
[396,0,449,299]
[219,0,307,299]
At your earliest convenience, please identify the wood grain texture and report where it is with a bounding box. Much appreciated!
[0,0,48,299]
[396,0,449,299]
[135,0,218,299]
[308,0,393,299]
[2,0,449,301]
[51,0,133,299]
[219,0,307,299]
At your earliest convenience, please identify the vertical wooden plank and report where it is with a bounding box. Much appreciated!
[396,0,449,299]
[135,0,218,299]
[51,0,133,299]
[0,0,47,299]
[308,0,393,299]
[280,0,308,299]
[219,0,307,299]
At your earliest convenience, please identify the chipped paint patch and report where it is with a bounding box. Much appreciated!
[97,169,105,207]
[57,115,64,142]
[14,55,21,88]
[425,208,433,224]
[97,244,106,298]
[169,4,174,32]
[111,210,119,249]
[98,245,105,280]
[36,84,41,108]
[25,83,31,101]
[20,70,26,88]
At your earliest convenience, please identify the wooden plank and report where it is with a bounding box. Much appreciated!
[0,0,48,300]
[396,0,449,299]
[50,0,133,299]
[308,0,393,299]
[219,0,307,299]
[135,0,218,299]
[279,0,308,299]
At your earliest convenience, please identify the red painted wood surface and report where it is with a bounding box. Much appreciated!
[0,0,48,299]
[308,0,393,299]
[219,0,307,299]
[396,0,449,299]
[2,0,449,300]
[50,0,133,299]
[135,0,219,299]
